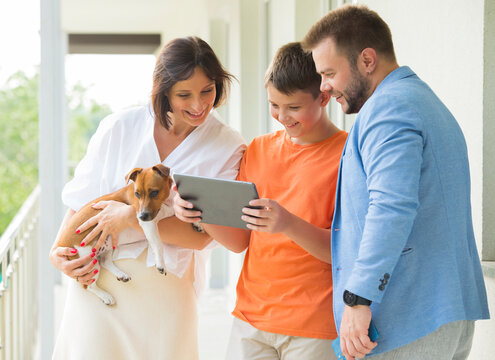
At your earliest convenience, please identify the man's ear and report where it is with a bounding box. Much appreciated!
[125,168,142,184]
[360,47,377,74]
[320,90,331,107]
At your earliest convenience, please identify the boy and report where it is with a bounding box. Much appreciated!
[175,42,346,359]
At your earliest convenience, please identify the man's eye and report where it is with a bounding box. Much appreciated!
[149,190,159,198]
[135,192,141,199]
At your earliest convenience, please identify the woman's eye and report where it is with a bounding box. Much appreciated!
[177,94,189,98]
[202,88,213,94]
[135,192,141,199]
[149,190,159,198]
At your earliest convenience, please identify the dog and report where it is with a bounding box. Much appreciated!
[57,164,174,305]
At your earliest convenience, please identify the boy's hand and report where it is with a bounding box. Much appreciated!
[172,184,203,223]
[241,199,292,233]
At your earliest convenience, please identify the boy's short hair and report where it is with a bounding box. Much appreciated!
[302,4,396,66]
[264,42,321,99]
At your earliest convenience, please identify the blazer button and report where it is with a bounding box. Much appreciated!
[379,284,385,291]
[384,273,390,280]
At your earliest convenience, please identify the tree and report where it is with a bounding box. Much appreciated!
[0,70,111,235]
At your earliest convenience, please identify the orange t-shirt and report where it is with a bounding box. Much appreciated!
[233,129,347,339]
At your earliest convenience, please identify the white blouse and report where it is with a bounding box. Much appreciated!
[62,104,246,296]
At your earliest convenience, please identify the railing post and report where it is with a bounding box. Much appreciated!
[39,0,67,358]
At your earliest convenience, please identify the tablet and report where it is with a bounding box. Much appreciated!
[173,173,260,229]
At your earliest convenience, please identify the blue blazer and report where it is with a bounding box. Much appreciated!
[331,66,489,355]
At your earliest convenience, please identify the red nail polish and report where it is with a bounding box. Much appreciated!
[75,229,80,234]
[94,269,99,274]
[92,248,96,253]
[80,242,85,247]
[93,259,97,264]
[90,253,95,258]
[113,246,116,250]
[70,249,77,254]
[92,279,95,283]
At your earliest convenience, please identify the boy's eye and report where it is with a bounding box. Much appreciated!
[135,192,141,199]
[289,106,300,111]
[149,190,159,198]
[270,103,279,109]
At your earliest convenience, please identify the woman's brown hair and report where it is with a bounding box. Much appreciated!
[151,36,234,129]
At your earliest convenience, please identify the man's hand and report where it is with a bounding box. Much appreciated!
[340,305,377,360]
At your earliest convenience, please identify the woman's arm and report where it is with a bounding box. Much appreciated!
[76,200,213,251]
[49,209,99,285]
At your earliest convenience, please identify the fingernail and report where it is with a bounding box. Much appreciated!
[80,242,85,247]
[92,279,95,283]
[92,248,96,253]
[75,229,80,234]
[93,259,97,264]
[70,249,77,254]
[94,269,98,274]
[90,253,95,258]
[113,246,116,250]
[91,203,96,207]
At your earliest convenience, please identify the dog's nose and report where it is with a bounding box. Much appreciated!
[139,212,151,221]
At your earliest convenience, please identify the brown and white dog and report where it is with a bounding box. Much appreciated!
[57,164,174,305]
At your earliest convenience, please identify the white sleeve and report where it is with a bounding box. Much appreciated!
[61,115,115,211]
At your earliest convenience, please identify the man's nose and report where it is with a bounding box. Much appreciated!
[320,80,332,92]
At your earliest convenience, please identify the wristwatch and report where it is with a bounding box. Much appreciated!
[343,290,372,307]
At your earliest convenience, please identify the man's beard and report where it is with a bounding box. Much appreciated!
[343,67,371,114]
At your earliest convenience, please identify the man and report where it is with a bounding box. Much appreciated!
[302,5,489,360]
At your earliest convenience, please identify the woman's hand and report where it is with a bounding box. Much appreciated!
[172,185,203,223]
[76,200,137,251]
[49,246,98,286]
[241,199,293,234]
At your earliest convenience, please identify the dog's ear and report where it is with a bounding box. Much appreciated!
[152,164,170,178]
[125,168,142,184]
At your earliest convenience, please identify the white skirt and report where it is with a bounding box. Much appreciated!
[52,249,198,360]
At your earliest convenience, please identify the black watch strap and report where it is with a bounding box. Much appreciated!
[343,290,372,307]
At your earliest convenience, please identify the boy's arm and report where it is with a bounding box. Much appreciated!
[242,198,331,263]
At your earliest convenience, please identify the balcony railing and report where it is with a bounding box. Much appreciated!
[0,186,40,360]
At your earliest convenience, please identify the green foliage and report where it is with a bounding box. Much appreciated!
[0,71,111,235]
[0,71,39,235]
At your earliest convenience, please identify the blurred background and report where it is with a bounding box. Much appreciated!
[0,0,494,359]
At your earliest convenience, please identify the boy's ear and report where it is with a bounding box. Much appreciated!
[320,91,331,107]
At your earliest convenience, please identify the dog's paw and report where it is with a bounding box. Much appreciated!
[117,274,131,282]
[100,293,115,306]
[156,267,167,276]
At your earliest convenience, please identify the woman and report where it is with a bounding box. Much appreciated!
[50,36,246,360]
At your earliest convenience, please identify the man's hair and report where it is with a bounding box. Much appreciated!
[264,42,321,99]
[302,4,396,65]
[151,36,234,129]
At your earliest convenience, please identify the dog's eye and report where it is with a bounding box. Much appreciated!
[149,190,159,198]
[135,192,141,199]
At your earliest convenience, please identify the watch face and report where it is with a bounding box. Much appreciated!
[343,290,356,305]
